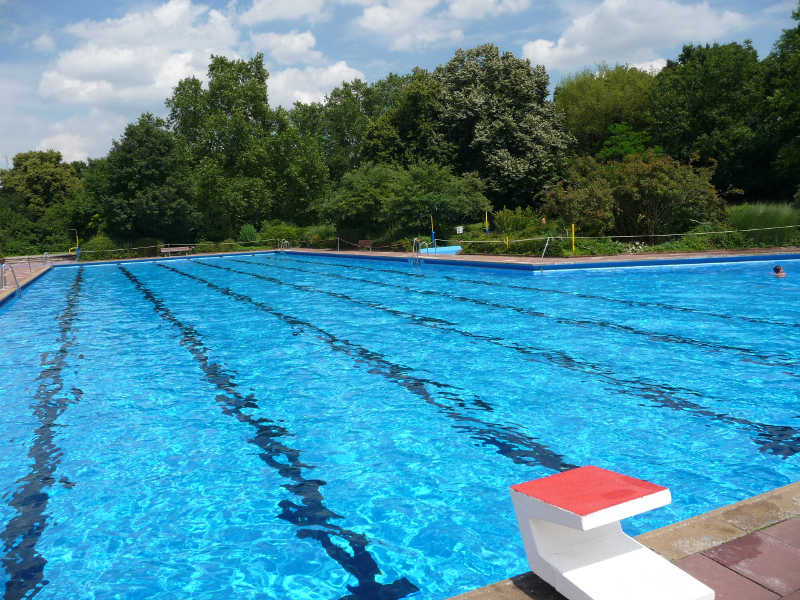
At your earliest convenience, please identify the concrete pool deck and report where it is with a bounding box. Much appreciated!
[450,481,800,600]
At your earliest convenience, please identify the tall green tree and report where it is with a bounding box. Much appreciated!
[434,44,573,208]
[554,64,656,155]
[0,150,81,220]
[104,113,194,240]
[362,69,454,167]
[763,1,800,191]
[648,42,768,196]
[167,54,328,237]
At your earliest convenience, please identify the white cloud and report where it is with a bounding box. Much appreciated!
[630,58,667,73]
[32,33,56,53]
[356,0,463,50]
[447,0,529,20]
[40,0,241,105]
[239,0,327,24]
[36,133,91,162]
[269,61,364,106]
[522,0,747,71]
[35,109,128,161]
[251,30,323,64]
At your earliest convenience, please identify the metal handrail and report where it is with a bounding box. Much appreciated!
[538,237,551,274]
[5,264,21,298]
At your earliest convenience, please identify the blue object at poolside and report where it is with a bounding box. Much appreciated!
[420,244,461,254]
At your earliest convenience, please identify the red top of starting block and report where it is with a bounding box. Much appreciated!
[511,466,667,516]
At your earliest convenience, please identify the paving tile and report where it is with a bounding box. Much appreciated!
[675,553,779,600]
[638,517,746,561]
[780,590,800,600]
[762,518,800,550]
[703,532,800,595]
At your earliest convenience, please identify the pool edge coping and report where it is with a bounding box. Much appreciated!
[283,248,800,271]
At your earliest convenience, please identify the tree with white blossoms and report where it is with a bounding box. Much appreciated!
[434,44,574,209]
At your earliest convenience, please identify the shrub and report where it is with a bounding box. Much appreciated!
[793,186,800,210]
[79,234,118,261]
[260,220,302,244]
[542,157,616,235]
[239,223,258,243]
[493,206,543,233]
[194,240,218,254]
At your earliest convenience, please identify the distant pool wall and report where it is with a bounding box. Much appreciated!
[285,250,800,272]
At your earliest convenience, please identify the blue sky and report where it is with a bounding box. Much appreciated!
[0,0,795,164]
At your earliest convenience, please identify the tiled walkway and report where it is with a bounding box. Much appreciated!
[678,518,800,599]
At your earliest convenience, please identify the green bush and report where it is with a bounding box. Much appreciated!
[728,203,800,246]
[260,220,302,244]
[239,223,258,243]
[493,206,544,233]
[79,234,118,260]
[194,240,218,254]
[793,186,800,210]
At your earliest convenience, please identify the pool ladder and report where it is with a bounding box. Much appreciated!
[537,237,551,275]
[0,263,22,298]
[410,240,426,265]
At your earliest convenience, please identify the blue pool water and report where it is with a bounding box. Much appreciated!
[1,252,799,599]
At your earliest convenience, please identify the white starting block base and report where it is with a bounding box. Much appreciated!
[510,466,714,600]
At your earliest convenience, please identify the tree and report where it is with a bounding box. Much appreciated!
[763,1,800,192]
[595,123,662,161]
[434,44,573,208]
[0,150,81,220]
[362,69,454,167]
[167,54,328,237]
[648,42,768,196]
[104,113,195,240]
[544,152,724,237]
[321,162,490,240]
[542,157,616,235]
[554,64,656,155]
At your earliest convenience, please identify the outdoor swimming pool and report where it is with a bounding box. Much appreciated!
[1,252,799,599]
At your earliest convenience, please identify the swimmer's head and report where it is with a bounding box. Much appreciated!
[774,265,783,273]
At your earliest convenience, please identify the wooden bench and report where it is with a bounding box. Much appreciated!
[358,239,373,251]
[160,246,194,256]
[510,466,713,600]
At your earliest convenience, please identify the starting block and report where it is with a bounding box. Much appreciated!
[510,466,714,600]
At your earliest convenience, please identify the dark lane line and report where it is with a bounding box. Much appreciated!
[156,262,575,472]
[285,255,800,329]
[221,259,800,458]
[118,265,417,600]
[2,268,84,600]
[262,256,798,370]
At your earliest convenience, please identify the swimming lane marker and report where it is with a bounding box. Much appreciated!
[510,466,714,600]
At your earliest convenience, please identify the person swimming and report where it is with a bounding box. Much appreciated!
[774,265,786,278]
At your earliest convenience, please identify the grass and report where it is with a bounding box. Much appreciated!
[727,203,800,246]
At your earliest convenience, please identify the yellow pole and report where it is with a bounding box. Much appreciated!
[505,235,509,250]
[571,223,575,253]
[485,211,489,230]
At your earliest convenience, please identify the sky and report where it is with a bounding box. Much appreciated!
[0,0,795,164]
